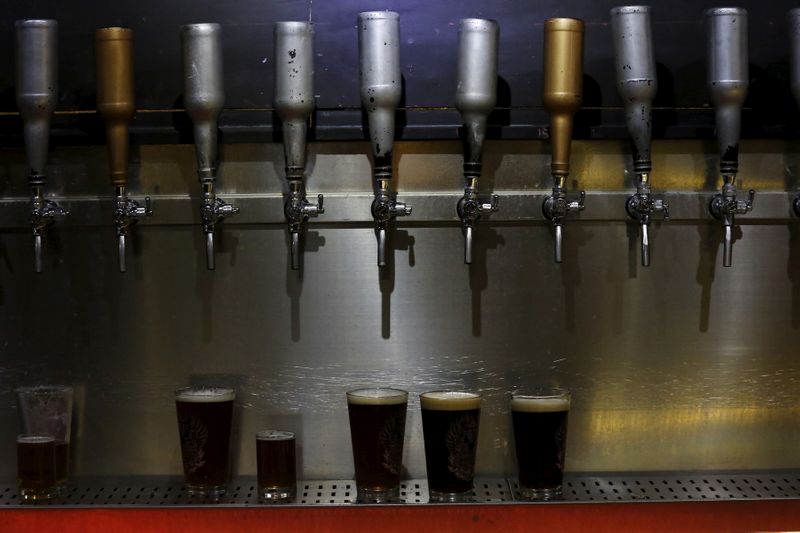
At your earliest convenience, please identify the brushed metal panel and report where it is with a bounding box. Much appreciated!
[0,220,798,481]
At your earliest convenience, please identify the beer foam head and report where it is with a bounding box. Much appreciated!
[510,395,570,413]
[420,391,481,411]
[17,435,55,444]
[175,387,235,403]
[256,430,294,441]
[347,388,408,405]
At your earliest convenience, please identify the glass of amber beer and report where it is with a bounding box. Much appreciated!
[346,388,408,502]
[174,387,235,499]
[511,388,571,501]
[420,391,481,503]
[256,430,297,502]
[17,434,57,501]
[16,385,73,493]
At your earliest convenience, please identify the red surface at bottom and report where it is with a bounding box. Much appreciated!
[4,501,800,532]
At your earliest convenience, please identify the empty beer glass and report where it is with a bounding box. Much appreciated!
[256,430,296,502]
[511,388,571,500]
[346,388,408,502]
[17,434,57,501]
[175,387,235,499]
[16,385,73,493]
[420,391,481,502]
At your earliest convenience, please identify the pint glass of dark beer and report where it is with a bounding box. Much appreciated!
[16,385,73,492]
[511,388,571,500]
[420,391,481,502]
[346,388,408,502]
[17,434,57,501]
[256,430,296,502]
[174,387,235,499]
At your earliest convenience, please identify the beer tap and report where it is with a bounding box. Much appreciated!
[358,11,412,267]
[542,18,585,264]
[15,20,67,273]
[611,6,668,267]
[707,8,754,267]
[789,9,800,218]
[274,21,324,270]
[455,19,499,265]
[182,23,239,271]
[96,27,152,273]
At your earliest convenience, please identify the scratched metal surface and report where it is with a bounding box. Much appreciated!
[0,139,798,480]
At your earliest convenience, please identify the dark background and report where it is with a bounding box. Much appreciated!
[0,0,796,144]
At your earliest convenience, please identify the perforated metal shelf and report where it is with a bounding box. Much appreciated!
[2,472,798,507]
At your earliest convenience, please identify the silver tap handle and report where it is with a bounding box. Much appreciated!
[739,188,755,212]
[118,234,127,273]
[661,198,670,220]
[33,234,43,273]
[377,227,387,267]
[569,190,586,211]
[206,232,215,271]
[392,201,412,217]
[480,194,500,213]
[464,225,474,265]
[554,223,563,263]
[723,224,733,267]
[641,222,650,267]
[290,231,300,270]
[317,194,324,214]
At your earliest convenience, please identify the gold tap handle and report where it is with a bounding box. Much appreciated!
[95,27,135,187]
[543,18,584,180]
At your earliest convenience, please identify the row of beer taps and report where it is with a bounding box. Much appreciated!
[10,8,800,273]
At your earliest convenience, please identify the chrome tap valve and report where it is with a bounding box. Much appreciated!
[542,183,585,263]
[113,186,152,272]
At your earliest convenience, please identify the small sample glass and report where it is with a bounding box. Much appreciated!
[256,430,296,502]
[420,391,482,503]
[17,434,57,501]
[174,387,235,499]
[510,387,571,501]
[16,385,73,492]
[346,388,408,503]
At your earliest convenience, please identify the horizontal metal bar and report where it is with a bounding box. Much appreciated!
[0,191,795,229]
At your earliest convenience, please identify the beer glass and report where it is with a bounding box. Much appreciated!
[256,430,296,502]
[17,434,57,501]
[511,388,571,500]
[420,391,481,502]
[16,385,73,492]
[346,388,408,502]
[174,387,235,499]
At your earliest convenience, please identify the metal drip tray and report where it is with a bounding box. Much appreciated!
[1,472,798,507]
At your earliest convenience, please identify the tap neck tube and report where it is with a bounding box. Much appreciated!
[193,123,218,183]
[549,113,574,178]
[105,120,130,187]
[281,118,308,180]
[374,155,392,184]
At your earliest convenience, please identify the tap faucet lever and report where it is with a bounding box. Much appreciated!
[113,190,153,272]
[794,195,800,218]
[285,191,324,270]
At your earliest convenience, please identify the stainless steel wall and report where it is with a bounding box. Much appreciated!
[0,139,799,480]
